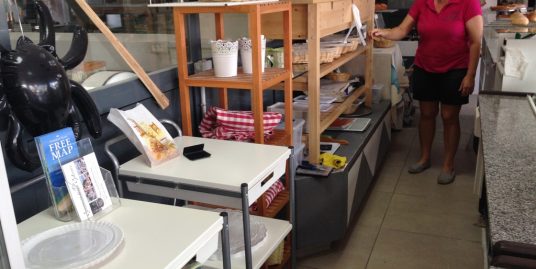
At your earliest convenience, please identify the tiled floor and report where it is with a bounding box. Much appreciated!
[297,96,485,269]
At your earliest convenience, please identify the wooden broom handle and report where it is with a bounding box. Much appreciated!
[74,0,170,109]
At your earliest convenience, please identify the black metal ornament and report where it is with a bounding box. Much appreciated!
[0,0,102,172]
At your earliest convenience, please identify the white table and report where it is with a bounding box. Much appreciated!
[118,136,293,269]
[18,199,229,269]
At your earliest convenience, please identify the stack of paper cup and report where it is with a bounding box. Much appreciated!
[238,35,266,74]
[211,40,238,77]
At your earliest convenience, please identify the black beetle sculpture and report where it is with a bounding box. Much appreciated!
[0,0,102,172]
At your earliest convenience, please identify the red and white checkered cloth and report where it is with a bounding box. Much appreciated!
[250,180,285,212]
[199,107,282,142]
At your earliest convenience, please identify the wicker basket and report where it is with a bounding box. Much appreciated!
[292,44,342,64]
[373,38,394,48]
[293,63,308,73]
[327,72,351,82]
[266,241,285,266]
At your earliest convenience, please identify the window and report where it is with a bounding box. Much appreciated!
[6,0,184,89]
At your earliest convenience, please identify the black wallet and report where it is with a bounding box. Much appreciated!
[183,144,211,161]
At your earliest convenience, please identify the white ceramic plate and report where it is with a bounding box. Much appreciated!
[82,71,137,90]
[21,221,124,269]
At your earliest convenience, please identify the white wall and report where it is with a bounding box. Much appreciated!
[199,13,249,58]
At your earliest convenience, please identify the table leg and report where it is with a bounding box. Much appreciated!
[220,212,231,269]
[289,147,296,268]
[241,183,253,269]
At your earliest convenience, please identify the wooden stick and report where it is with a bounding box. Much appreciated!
[74,0,170,109]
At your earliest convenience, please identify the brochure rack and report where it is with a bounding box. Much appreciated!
[56,138,121,222]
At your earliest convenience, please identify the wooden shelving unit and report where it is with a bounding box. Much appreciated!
[154,1,295,268]
[263,0,374,163]
[164,0,294,146]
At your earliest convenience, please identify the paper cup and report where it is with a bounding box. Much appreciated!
[238,35,266,74]
[211,40,238,77]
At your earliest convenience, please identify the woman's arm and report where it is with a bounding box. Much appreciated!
[371,15,415,41]
[459,15,483,96]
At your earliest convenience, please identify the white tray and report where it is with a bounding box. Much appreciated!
[21,221,124,269]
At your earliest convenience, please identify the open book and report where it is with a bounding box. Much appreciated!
[108,104,180,167]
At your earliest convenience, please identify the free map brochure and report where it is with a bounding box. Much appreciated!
[35,128,79,219]
[62,153,112,221]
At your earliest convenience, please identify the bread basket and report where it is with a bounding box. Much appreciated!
[373,37,394,48]
[327,72,351,82]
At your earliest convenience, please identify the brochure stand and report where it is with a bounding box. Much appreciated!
[52,138,121,222]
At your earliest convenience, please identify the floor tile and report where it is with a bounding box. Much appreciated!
[296,96,482,269]
[373,167,402,193]
[298,225,380,269]
[395,167,477,202]
[357,191,392,228]
[382,193,482,242]
[367,229,484,269]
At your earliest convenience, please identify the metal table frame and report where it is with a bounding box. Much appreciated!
[105,120,295,269]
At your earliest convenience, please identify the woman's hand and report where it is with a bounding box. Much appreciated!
[459,75,475,96]
[371,28,389,40]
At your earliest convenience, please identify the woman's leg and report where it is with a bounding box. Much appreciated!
[440,104,462,172]
[417,101,440,165]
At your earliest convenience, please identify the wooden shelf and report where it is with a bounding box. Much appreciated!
[262,0,371,40]
[320,85,367,132]
[293,46,368,86]
[174,1,294,144]
[263,0,374,164]
[172,3,295,268]
[265,129,291,147]
[187,68,290,90]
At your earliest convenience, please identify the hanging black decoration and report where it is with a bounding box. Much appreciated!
[0,0,101,172]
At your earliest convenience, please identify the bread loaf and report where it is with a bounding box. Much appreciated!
[511,11,529,26]
[527,12,536,23]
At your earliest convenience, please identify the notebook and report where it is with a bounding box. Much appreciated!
[327,117,371,132]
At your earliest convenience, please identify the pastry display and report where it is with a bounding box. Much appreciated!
[511,11,530,26]
[527,12,536,23]
[491,3,526,11]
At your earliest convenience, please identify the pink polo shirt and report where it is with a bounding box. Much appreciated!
[408,0,481,73]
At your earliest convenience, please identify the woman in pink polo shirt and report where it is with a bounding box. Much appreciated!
[371,0,482,184]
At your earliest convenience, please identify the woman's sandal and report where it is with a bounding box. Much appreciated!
[437,171,456,184]
[407,161,431,174]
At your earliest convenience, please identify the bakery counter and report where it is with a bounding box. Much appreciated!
[479,94,536,246]
[295,101,391,256]
[480,24,536,92]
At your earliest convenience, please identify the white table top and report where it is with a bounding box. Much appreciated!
[119,136,290,193]
[204,215,291,269]
[18,199,223,269]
